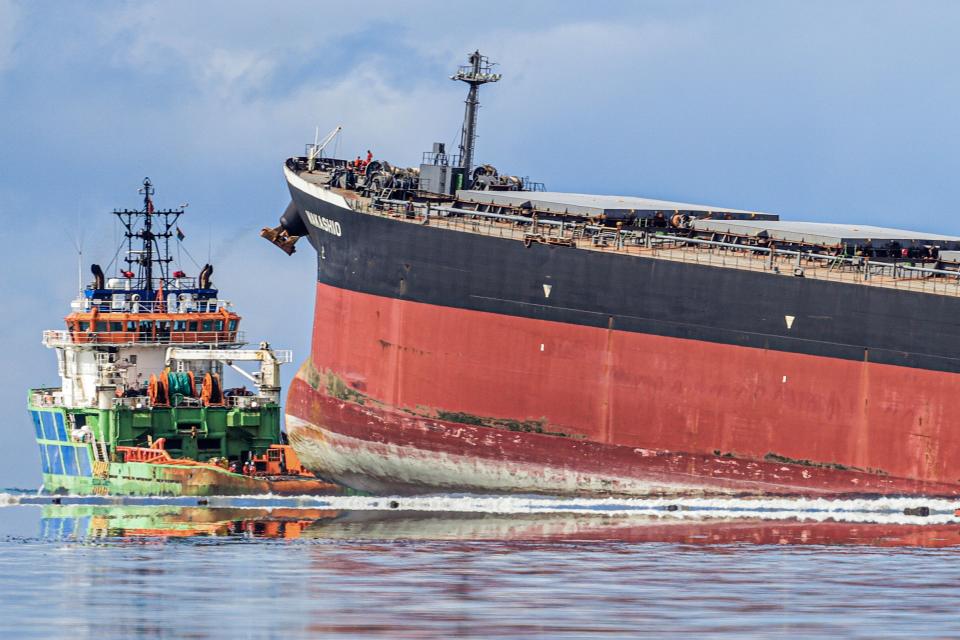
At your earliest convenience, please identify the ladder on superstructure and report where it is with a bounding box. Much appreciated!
[89,430,109,463]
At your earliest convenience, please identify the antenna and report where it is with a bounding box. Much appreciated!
[72,203,85,298]
[451,51,501,188]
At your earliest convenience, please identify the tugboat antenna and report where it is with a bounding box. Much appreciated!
[452,51,500,188]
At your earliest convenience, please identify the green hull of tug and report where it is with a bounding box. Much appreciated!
[27,396,318,496]
[40,462,275,497]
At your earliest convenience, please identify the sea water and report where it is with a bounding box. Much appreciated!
[1,492,959,638]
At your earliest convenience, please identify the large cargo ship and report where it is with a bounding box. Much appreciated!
[264,52,960,498]
[29,178,340,496]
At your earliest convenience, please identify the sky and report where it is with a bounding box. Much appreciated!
[2,0,960,487]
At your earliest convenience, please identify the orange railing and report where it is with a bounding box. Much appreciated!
[44,330,245,347]
[116,446,173,464]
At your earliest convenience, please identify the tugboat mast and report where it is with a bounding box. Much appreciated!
[452,51,501,188]
[140,178,155,291]
[113,177,183,293]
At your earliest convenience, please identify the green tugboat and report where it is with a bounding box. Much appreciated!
[27,178,340,496]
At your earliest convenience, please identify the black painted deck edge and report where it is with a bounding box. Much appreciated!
[289,181,960,375]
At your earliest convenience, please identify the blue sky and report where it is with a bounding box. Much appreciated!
[1,0,959,487]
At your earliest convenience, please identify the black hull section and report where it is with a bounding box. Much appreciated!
[288,178,960,375]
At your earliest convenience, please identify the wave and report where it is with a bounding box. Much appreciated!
[5,492,959,525]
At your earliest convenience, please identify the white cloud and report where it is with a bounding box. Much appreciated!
[412,18,707,74]
[95,1,450,100]
[100,4,282,99]
[200,48,276,98]
[231,63,456,163]
[77,6,709,173]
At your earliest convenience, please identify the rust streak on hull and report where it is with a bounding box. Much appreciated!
[286,373,960,498]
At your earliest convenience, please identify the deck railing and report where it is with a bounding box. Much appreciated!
[30,388,275,410]
[112,394,273,410]
[43,330,246,348]
[30,389,62,408]
[78,298,233,314]
[338,192,960,298]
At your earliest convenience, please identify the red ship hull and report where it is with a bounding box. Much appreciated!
[285,282,960,497]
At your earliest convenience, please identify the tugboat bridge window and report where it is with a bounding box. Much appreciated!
[95,322,108,332]
[188,321,198,331]
[78,321,90,331]
[202,320,213,331]
[157,321,171,341]
[110,322,123,332]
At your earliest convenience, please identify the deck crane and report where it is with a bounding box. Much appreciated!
[307,125,343,171]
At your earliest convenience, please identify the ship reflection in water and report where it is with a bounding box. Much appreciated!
[34,501,960,547]
[5,499,960,638]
